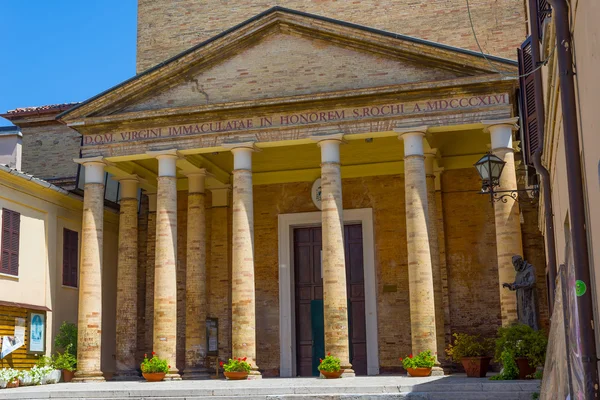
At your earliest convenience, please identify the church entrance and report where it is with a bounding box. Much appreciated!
[293,224,367,376]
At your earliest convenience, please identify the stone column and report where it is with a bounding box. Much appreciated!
[227,143,261,379]
[73,157,106,382]
[483,118,523,326]
[148,149,181,380]
[312,134,354,377]
[145,194,157,353]
[183,171,210,379]
[397,127,441,375]
[115,177,140,379]
[424,151,446,359]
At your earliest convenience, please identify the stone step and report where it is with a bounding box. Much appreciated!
[0,376,540,400]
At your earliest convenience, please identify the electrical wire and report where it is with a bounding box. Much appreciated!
[465,0,555,78]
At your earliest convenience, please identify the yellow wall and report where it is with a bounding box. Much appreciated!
[0,170,118,370]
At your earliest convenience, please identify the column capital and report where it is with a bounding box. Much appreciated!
[481,117,519,132]
[74,156,106,184]
[114,175,139,200]
[186,170,207,194]
[397,126,428,157]
[222,141,259,151]
[310,133,345,144]
[224,142,257,171]
[146,149,181,159]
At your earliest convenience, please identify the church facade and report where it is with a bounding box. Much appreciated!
[2,3,548,380]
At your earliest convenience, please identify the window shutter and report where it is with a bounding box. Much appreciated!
[518,36,540,167]
[1,209,20,276]
[537,0,551,38]
[62,228,78,287]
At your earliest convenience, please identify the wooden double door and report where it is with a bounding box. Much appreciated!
[293,224,367,376]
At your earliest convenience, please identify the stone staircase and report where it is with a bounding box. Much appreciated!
[0,376,540,400]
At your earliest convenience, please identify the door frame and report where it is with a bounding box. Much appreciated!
[278,208,379,377]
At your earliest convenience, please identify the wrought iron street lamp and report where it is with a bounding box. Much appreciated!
[474,153,539,203]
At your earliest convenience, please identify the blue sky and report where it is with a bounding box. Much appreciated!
[0,1,137,126]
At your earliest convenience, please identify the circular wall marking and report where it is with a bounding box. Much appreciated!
[576,280,587,297]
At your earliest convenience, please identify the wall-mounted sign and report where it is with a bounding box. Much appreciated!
[28,311,45,354]
[206,318,218,356]
[312,179,322,210]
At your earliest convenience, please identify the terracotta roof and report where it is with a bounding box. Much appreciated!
[4,102,79,116]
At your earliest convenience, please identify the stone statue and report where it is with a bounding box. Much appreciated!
[502,255,539,330]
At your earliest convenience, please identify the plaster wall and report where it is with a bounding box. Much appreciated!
[0,134,21,170]
[0,174,119,369]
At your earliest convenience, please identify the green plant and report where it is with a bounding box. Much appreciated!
[318,353,341,373]
[490,349,519,380]
[220,357,251,373]
[400,350,436,369]
[35,355,55,368]
[445,333,494,362]
[141,352,169,374]
[53,344,77,372]
[0,368,21,384]
[495,324,548,368]
[54,321,78,357]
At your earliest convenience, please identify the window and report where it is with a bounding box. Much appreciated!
[62,229,79,288]
[1,208,20,276]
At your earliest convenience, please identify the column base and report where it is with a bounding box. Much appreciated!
[182,367,211,380]
[341,368,356,378]
[72,370,106,383]
[248,369,262,380]
[164,372,182,381]
[430,366,444,376]
[112,370,142,381]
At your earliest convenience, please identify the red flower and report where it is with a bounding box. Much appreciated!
[243,357,247,361]
[220,361,224,367]
[238,357,241,361]
[168,365,171,369]
[409,354,413,359]
[399,358,403,361]
[319,358,323,363]
[327,352,331,356]
[144,353,147,358]
[152,351,156,355]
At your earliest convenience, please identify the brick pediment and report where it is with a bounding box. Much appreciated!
[60,7,516,122]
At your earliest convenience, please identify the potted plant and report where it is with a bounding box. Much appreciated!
[53,344,77,382]
[400,350,436,377]
[0,368,21,388]
[221,357,251,380]
[445,333,494,377]
[494,324,547,380]
[141,352,169,382]
[36,354,61,384]
[55,321,78,357]
[318,353,344,379]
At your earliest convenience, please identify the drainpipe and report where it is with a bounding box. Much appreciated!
[547,0,599,396]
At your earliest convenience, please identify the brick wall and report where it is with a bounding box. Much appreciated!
[20,123,81,185]
[139,168,548,375]
[137,0,527,72]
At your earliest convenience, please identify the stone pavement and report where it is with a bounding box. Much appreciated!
[0,375,540,400]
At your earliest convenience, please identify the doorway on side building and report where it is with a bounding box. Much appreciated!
[293,224,367,376]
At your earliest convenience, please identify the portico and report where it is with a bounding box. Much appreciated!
[58,8,546,380]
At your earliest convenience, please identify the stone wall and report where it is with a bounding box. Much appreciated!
[20,122,81,185]
[136,168,549,375]
[137,0,527,72]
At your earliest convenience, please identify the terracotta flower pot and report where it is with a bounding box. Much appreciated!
[461,357,492,378]
[320,369,344,379]
[515,357,537,379]
[406,367,432,377]
[142,372,166,382]
[6,379,19,388]
[62,369,76,383]
[224,371,249,380]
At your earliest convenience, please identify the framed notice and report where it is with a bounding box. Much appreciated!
[206,318,218,356]
[27,311,46,354]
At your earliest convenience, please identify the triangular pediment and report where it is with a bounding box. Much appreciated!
[60,7,516,121]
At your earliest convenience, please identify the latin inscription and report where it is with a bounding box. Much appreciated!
[83,93,509,145]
